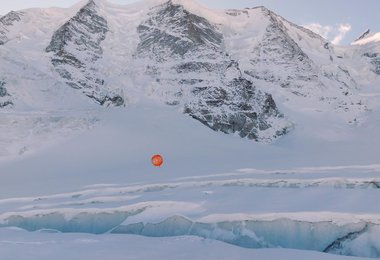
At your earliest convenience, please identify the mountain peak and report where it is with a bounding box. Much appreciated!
[352,30,380,46]
[354,29,371,42]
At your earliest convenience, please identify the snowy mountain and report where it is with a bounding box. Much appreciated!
[0,0,378,144]
[135,1,290,141]
[235,7,367,124]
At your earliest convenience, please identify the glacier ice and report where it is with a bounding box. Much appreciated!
[1,208,379,258]
[112,216,380,258]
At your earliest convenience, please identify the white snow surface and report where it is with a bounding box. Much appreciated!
[0,103,380,258]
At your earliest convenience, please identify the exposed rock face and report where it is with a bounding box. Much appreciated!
[364,52,380,75]
[372,56,380,75]
[136,1,291,142]
[184,61,289,141]
[354,29,371,43]
[0,81,7,97]
[0,11,23,45]
[0,81,13,108]
[46,0,124,107]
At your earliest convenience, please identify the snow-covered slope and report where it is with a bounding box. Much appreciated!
[223,7,367,124]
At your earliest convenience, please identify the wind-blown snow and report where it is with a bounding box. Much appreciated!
[352,32,380,46]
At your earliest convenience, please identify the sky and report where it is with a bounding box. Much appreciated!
[0,0,379,45]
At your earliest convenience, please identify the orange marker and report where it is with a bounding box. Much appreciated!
[151,154,163,167]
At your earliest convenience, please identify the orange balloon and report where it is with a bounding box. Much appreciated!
[151,154,163,167]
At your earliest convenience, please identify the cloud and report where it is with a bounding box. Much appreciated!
[303,23,333,39]
[331,24,352,45]
[303,23,352,45]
